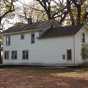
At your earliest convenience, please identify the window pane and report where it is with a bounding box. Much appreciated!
[62,54,65,60]
[82,33,85,43]
[21,34,24,39]
[22,51,25,59]
[5,51,9,60]
[67,49,72,60]
[12,51,17,59]
[26,51,28,59]
[6,36,11,45]
[22,50,28,60]
[31,33,35,44]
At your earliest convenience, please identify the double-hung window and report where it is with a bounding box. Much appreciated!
[67,49,72,60]
[22,50,29,60]
[31,33,35,44]
[6,36,11,46]
[4,51,9,60]
[11,51,17,60]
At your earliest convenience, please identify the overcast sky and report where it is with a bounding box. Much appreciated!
[3,0,33,29]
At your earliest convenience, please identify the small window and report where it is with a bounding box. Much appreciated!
[6,36,11,46]
[11,51,17,60]
[82,33,85,43]
[22,50,29,60]
[62,54,65,60]
[31,33,35,44]
[4,51,9,60]
[21,34,24,39]
[67,49,72,60]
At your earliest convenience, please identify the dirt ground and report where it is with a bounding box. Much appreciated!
[0,67,88,88]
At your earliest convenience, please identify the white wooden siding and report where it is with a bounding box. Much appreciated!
[3,26,88,65]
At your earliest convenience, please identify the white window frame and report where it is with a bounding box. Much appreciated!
[22,50,29,60]
[11,51,17,60]
[4,51,9,60]
[6,36,11,46]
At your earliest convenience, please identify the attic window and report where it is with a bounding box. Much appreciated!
[21,34,24,39]
[31,33,35,44]
[82,33,85,43]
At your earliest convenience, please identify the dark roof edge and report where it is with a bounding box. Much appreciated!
[3,29,41,35]
[38,24,83,39]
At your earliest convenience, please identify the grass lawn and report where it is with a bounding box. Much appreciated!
[0,67,88,88]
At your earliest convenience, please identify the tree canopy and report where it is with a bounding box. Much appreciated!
[0,0,88,28]
[0,0,15,29]
[36,0,88,25]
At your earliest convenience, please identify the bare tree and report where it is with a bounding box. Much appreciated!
[0,0,15,30]
[36,0,88,25]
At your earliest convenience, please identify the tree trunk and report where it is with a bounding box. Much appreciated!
[0,17,1,27]
[67,0,75,25]
[76,4,81,24]
[0,17,2,64]
[0,39,2,64]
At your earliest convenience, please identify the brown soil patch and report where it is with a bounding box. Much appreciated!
[0,67,87,88]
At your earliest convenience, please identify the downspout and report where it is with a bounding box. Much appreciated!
[73,35,75,65]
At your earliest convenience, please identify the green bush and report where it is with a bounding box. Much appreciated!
[81,47,88,60]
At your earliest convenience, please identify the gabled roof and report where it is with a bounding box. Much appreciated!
[3,21,60,34]
[3,23,40,34]
[39,25,83,39]
[3,21,83,38]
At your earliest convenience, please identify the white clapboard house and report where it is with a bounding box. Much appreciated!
[2,21,88,66]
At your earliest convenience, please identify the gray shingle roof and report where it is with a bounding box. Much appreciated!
[3,21,83,38]
[39,25,83,39]
[3,21,60,34]
[3,23,40,33]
